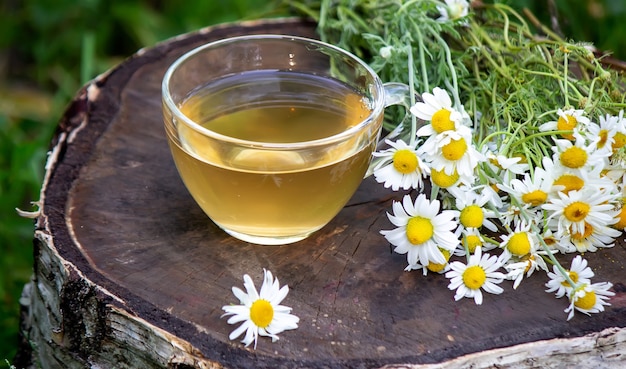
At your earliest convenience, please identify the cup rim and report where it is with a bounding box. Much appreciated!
[162,34,385,150]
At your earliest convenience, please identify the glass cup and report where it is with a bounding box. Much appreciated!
[162,35,408,245]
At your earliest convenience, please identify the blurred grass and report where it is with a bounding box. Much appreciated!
[0,0,624,366]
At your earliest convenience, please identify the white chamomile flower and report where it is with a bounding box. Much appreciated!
[437,0,470,22]
[222,269,299,349]
[426,128,485,178]
[381,193,459,269]
[543,187,618,238]
[565,282,614,321]
[498,220,539,260]
[553,220,621,253]
[372,139,429,191]
[545,255,594,298]
[586,113,622,155]
[551,132,609,175]
[539,108,592,140]
[503,250,549,289]
[445,247,506,305]
[448,186,498,234]
[411,87,466,135]
[498,166,554,208]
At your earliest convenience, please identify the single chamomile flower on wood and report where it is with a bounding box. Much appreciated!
[445,247,506,305]
[545,255,594,298]
[565,282,615,321]
[221,269,299,349]
[381,193,460,269]
[372,139,429,191]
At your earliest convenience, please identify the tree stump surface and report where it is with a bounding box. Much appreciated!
[16,18,626,369]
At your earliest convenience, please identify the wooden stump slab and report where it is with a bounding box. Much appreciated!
[16,18,626,369]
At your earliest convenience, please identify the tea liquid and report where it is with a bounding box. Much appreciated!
[167,70,378,242]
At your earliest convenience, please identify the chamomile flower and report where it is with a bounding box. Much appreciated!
[497,166,554,208]
[565,282,614,321]
[381,194,459,269]
[551,133,609,175]
[437,0,470,22]
[539,108,592,140]
[586,113,622,155]
[449,187,498,234]
[543,187,618,238]
[498,221,539,260]
[553,220,621,253]
[411,87,466,135]
[426,129,485,178]
[545,255,594,298]
[221,269,299,349]
[503,250,549,289]
[445,247,506,305]
[372,139,429,191]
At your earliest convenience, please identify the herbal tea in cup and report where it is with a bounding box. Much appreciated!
[162,35,403,245]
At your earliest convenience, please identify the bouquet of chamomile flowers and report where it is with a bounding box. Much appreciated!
[291,0,626,321]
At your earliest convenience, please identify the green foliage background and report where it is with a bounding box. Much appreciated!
[0,0,624,365]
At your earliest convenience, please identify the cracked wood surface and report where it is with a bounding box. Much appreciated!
[17,17,626,369]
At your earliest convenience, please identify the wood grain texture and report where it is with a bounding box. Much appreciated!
[16,17,626,369]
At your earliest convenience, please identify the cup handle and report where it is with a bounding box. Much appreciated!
[365,82,420,177]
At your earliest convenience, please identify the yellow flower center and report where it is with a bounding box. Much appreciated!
[557,114,577,140]
[553,174,584,194]
[441,138,468,161]
[250,299,274,328]
[431,168,459,188]
[570,222,593,241]
[563,201,590,222]
[392,149,419,174]
[507,232,531,256]
[459,205,484,228]
[561,270,579,288]
[427,248,451,273]
[574,290,597,310]
[431,109,455,133]
[462,265,486,289]
[464,234,483,253]
[597,129,609,149]
[406,216,434,245]
[559,146,588,169]
[521,190,548,206]
[613,132,626,150]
